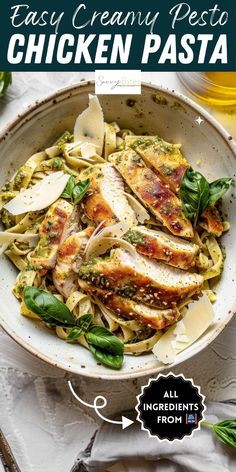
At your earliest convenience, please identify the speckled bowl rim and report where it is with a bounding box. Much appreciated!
[0,80,235,380]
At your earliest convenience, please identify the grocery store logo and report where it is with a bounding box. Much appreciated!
[136,372,206,441]
[95,70,141,94]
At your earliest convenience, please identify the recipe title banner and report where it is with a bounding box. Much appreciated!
[1,0,236,71]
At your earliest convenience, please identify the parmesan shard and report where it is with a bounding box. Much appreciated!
[74,95,105,155]
[3,172,70,215]
[80,142,98,159]
[0,232,39,255]
[152,295,214,364]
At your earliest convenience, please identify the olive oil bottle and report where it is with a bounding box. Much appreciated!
[177,72,236,105]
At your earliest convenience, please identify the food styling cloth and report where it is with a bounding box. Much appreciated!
[71,402,236,472]
[0,73,236,472]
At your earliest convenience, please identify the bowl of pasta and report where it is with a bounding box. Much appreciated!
[0,81,235,379]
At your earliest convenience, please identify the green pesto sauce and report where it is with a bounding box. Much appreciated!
[79,263,100,280]
[52,158,63,170]
[57,131,74,150]
[129,136,175,154]
[131,155,141,163]
[130,138,155,149]
[123,230,146,246]
[14,169,26,187]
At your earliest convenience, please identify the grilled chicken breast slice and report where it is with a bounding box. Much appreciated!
[109,150,193,238]
[30,199,78,269]
[200,206,224,237]
[124,226,199,269]
[80,164,137,227]
[126,136,189,193]
[125,137,224,236]
[79,248,203,308]
[79,280,180,329]
[53,227,94,298]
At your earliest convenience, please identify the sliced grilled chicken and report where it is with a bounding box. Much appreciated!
[126,136,189,193]
[109,150,193,238]
[79,280,180,329]
[30,199,79,269]
[126,137,225,235]
[80,164,137,227]
[53,227,94,297]
[200,206,224,237]
[124,226,199,269]
[79,248,203,308]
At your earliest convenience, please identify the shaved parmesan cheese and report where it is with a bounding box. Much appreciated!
[80,142,97,159]
[74,95,105,155]
[85,221,129,261]
[125,192,150,224]
[0,232,39,254]
[153,295,214,364]
[110,121,120,133]
[3,172,70,215]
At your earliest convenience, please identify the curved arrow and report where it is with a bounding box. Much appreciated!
[68,381,134,430]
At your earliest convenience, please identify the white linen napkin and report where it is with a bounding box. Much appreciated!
[71,402,236,472]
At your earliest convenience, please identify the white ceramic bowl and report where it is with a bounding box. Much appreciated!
[0,82,235,379]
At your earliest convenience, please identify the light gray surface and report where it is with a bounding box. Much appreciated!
[0,72,236,472]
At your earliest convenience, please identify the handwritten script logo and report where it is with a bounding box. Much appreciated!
[95,70,141,94]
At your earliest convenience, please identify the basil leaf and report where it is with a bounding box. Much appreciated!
[72,178,90,205]
[180,168,209,226]
[77,313,93,330]
[209,177,234,206]
[67,327,84,341]
[203,419,236,449]
[61,175,76,199]
[24,287,76,326]
[87,326,124,356]
[89,344,123,370]
[213,419,236,449]
[0,72,12,98]
[24,287,48,316]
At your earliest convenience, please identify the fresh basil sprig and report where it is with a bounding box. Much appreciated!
[180,168,234,226]
[202,419,236,449]
[87,326,124,370]
[61,175,76,199]
[87,326,124,355]
[23,287,124,369]
[61,176,90,205]
[89,344,123,370]
[67,314,93,341]
[208,177,234,206]
[180,168,209,226]
[0,72,12,98]
[24,287,75,326]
